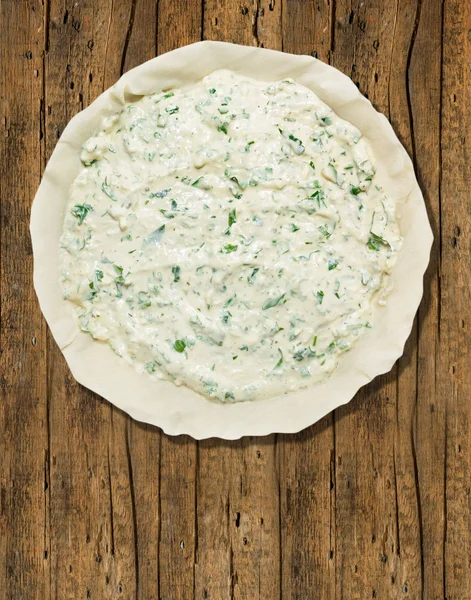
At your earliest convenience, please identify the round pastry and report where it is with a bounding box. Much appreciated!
[31,42,432,438]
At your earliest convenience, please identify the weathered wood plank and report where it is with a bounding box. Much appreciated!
[44,3,159,600]
[196,4,283,599]
[282,0,332,61]
[158,0,203,53]
[0,1,49,599]
[405,0,445,597]
[45,2,118,596]
[278,3,336,599]
[278,418,336,599]
[195,441,232,597]
[155,4,203,599]
[441,0,471,596]
[386,1,427,597]
[332,1,428,598]
[116,5,162,598]
[229,438,281,600]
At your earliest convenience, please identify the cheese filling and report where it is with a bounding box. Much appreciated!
[60,69,401,402]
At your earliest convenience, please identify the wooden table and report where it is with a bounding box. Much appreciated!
[1,0,468,597]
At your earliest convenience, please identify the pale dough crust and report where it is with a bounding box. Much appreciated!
[30,41,433,439]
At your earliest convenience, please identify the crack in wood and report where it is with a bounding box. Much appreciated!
[120,0,138,76]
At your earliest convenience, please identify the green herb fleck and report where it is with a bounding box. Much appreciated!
[143,224,165,247]
[113,264,124,280]
[317,290,324,304]
[228,208,237,227]
[328,258,339,270]
[248,267,259,285]
[102,179,117,201]
[293,347,316,362]
[274,348,284,369]
[138,291,152,308]
[224,296,237,307]
[113,264,126,297]
[172,265,181,282]
[150,189,170,198]
[221,244,238,254]
[318,224,331,238]
[145,361,157,373]
[367,232,391,251]
[217,122,229,134]
[290,223,300,232]
[319,115,332,126]
[350,185,362,196]
[311,188,326,208]
[174,339,186,353]
[88,281,98,301]
[262,293,286,310]
[71,203,93,225]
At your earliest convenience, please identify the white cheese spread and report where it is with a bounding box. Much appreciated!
[59,69,402,402]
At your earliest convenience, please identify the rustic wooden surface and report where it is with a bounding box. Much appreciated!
[0,0,468,598]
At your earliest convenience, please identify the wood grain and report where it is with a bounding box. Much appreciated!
[1,3,49,599]
[441,1,471,597]
[1,0,470,598]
